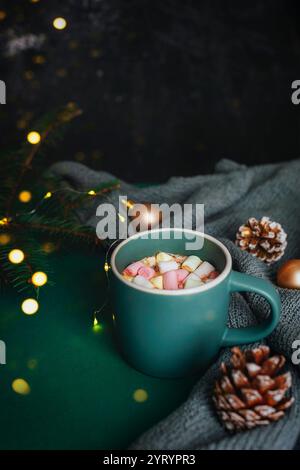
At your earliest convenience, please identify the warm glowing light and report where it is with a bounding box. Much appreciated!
[18,190,32,203]
[53,17,67,30]
[12,378,31,395]
[104,262,110,272]
[42,241,57,253]
[133,389,148,403]
[0,217,9,226]
[93,317,102,332]
[0,233,11,245]
[8,249,25,264]
[44,191,52,199]
[31,271,48,287]
[21,298,39,315]
[88,190,96,196]
[27,131,41,144]
[0,10,7,21]
[121,198,134,209]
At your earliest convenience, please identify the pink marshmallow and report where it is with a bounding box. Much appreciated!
[123,261,144,277]
[138,265,156,280]
[176,269,189,283]
[163,270,178,290]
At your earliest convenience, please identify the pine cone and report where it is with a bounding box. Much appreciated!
[236,216,287,263]
[213,346,294,432]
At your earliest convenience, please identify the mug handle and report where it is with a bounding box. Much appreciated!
[221,270,281,347]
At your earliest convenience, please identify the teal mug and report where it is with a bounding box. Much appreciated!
[110,228,280,378]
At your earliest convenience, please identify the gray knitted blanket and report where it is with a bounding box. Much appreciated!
[49,158,300,450]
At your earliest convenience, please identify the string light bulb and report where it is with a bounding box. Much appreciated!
[27,131,41,145]
[21,298,39,315]
[44,191,52,199]
[31,271,48,287]
[93,317,99,327]
[88,190,96,196]
[18,190,32,203]
[0,217,9,226]
[104,262,110,272]
[53,17,67,30]
[8,249,25,264]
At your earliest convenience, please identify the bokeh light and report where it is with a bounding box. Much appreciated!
[0,233,11,245]
[21,298,39,315]
[133,389,148,403]
[27,131,41,144]
[8,249,25,264]
[31,271,48,287]
[53,17,67,30]
[12,378,31,395]
[18,190,32,203]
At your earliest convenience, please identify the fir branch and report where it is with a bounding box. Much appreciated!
[5,103,82,216]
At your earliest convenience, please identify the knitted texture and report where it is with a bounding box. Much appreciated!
[48,158,300,450]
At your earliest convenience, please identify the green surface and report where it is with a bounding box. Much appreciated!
[0,250,196,450]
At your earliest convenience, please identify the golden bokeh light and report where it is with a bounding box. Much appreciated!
[31,271,48,287]
[0,233,11,245]
[133,389,148,403]
[8,249,25,264]
[12,378,31,395]
[27,131,41,144]
[21,298,39,315]
[18,190,32,203]
[53,17,67,30]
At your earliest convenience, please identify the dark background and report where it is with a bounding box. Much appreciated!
[1,0,300,182]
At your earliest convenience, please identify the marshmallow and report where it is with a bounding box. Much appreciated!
[133,275,154,289]
[194,261,215,279]
[204,270,220,283]
[184,277,204,289]
[158,260,179,274]
[182,255,202,272]
[141,256,156,268]
[176,269,189,283]
[156,252,174,262]
[123,261,144,277]
[150,275,163,289]
[123,273,134,282]
[163,270,178,290]
[138,265,156,280]
[172,254,187,264]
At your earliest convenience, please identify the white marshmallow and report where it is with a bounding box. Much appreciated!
[133,275,154,289]
[156,252,174,262]
[182,255,202,272]
[150,275,163,289]
[142,256,156,267]
[184,278,204,289]
[158,260,179,274]
[194,261,215,279]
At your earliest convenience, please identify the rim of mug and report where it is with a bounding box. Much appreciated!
[110,228,232,296]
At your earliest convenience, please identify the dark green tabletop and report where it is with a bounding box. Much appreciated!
[0,249,196,450]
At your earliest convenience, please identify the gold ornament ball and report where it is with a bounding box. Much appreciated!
[277,259,300,289]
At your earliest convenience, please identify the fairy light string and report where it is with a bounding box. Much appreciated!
[1,183,121,315]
